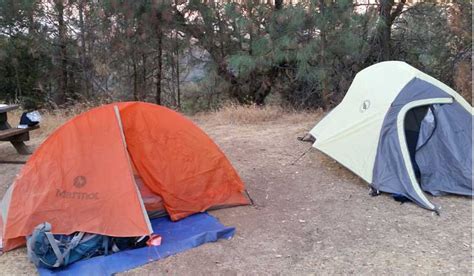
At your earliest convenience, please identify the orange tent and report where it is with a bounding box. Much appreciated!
[0,102,249,251]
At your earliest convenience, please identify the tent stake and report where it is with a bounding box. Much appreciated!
[244,189,255,206]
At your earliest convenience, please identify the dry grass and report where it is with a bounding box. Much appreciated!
[216,104,286,124]
[195,103,323,125]
[6,103,323,140]
[7,104,98,138]
[35,111,74,136]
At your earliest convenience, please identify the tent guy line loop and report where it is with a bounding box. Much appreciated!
[290,145,313,165]
[297,133,316,143]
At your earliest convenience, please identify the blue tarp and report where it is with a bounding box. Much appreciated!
[37,213,235,276]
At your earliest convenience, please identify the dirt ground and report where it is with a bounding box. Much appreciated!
[0,112,472,275]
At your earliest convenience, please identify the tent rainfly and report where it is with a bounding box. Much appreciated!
[0,102,249,251]
[309,61,473,212]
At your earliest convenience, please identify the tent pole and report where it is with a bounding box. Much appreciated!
[114,105,154,234]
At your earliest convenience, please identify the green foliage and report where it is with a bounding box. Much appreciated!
[224,1,369,108]
[0,0,470,110]
[0,19,52,108]
[391,1,471,102]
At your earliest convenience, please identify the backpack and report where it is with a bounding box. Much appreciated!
[27,222,110,268]
[26,222,149,269]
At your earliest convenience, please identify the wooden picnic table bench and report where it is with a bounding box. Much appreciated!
[0,104,39,155]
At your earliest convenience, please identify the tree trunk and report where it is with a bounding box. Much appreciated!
[378,0,393,61]
[55,0,68,105]
[142,53,147,99]
[78,0,89,98]
[155,31,163,105]
[133,58,139,101]
[175,44,181,109]
[374,0,406,61]
[275,0,283,10]
[13,64,22,102]
[27,3,36,36]
[319,0,330,108]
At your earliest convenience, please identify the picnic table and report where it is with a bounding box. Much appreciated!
[0,104,39,155]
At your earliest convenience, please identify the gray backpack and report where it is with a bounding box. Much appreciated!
[26,222,110,268]
[26,222,149,269]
